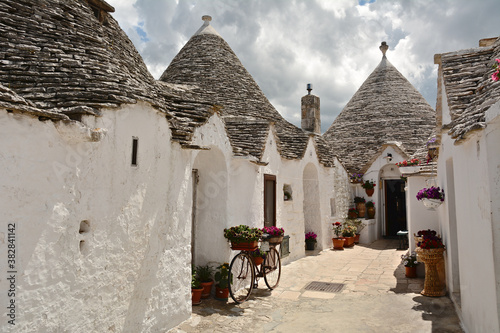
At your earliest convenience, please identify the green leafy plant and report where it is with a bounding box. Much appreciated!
[196,264,213,283]
[214,263,231,289]
[365,201,374,208]
[251,248,267,259]
[191,266,201,289]
[361,180,376,190]
[354,196,366,203]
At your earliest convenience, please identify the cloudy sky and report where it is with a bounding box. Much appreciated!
[107,0,498,133]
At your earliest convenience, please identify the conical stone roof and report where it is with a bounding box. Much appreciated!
[323,42,435,174]
[160,16,335,166]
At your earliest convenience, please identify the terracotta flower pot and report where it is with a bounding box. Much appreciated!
[253,256,264,266]
[356,203,366,218]
[353,234,360,244]
[343,236,355,247]
[365,188,374,197]
[332,238,344,250]
[200,280,214,299]
[230,240,258,251]
[192,287,203,305]
[405,266,417,278]
[215,286,229,301]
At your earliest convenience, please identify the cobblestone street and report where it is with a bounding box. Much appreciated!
[169,240,463,333]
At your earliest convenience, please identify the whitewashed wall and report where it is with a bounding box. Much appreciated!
[0,103,194,332]
[434,100,500,333]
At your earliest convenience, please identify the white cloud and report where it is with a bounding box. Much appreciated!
[107,0,499,133]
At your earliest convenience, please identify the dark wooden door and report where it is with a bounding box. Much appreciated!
[264,174,276,227]
[385,179,407,236]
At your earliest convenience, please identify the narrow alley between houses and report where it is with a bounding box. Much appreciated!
[169,239,463,332]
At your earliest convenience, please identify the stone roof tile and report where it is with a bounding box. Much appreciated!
[323,45,435,174]
[439,37,500,141]
[160,17,335,166]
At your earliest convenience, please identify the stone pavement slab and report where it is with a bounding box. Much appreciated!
[168,240,463,333]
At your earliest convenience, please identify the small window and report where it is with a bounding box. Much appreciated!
[131,137,138,166]
[283,184,293,201]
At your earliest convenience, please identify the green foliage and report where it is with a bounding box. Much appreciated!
[196,264,214,282]
[214,263,231,289]
[223,225,263,242]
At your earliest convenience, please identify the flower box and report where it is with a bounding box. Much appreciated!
[266,236,283,244]
[398,165,421,174]
[230,240,258,251]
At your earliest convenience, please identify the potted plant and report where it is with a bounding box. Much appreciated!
[342,225,357,247]
[401,252,419,278]
[214,262,230,301]
[350,173,363,183]
[347,207,358,219]
[191,267,203,305]
[361,180,376,197]
[346,219,365,243]
[365,201,375,219]
[332,222,344,250]
[223,225,263,250]
[261,226,285,244]
[354,196,366,218]
[250,248,267,266]
[396,159,421,174]
[305,231,317,251]
[196,264,214,299]
[416,232,446,297]
[416,186,445,210]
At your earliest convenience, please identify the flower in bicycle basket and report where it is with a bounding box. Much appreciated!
[261,226,285,237]
[251,248,267,259]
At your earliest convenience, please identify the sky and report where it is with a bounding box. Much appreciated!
[106,0,499,133]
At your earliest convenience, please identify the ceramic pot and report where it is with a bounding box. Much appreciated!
[365,188,374,197]
[367,207,375,219]
[348,211,358,219]
[192,287,203,305]
[200,280,214,299]
[215,286,229,301]
[253,256,264,266]
[305,241,316,251]
[356,203,366,218]
[405,266,417,278]
[332,238,344,250]
[353,234,360,244]
[343,236,355,247]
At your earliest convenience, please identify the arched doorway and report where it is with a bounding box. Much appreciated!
[303,163,321,248]
[192,148,228,266]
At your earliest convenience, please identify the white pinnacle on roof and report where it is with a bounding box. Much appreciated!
[193,15,221,37]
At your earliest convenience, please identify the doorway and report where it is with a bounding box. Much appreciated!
[264,174,276,227]
[385,179,407,236]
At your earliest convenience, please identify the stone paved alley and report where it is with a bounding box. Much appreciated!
[169,240,463,333]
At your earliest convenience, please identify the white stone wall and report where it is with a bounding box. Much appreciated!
[0,103,194,332]
[434,100,500,332]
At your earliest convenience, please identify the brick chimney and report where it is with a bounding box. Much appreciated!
[301,83,321,134]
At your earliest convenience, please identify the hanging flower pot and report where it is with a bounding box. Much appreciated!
[422,198,443,210]
[416,187,444,210]
[361,180,376,197]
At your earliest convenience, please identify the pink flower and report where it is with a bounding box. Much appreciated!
[493,72,499,82]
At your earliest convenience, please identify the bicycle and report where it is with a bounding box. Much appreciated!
[228,237,282,304]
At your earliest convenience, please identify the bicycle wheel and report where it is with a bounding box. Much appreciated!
[228,252,255,303]
[263,247,281,289]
